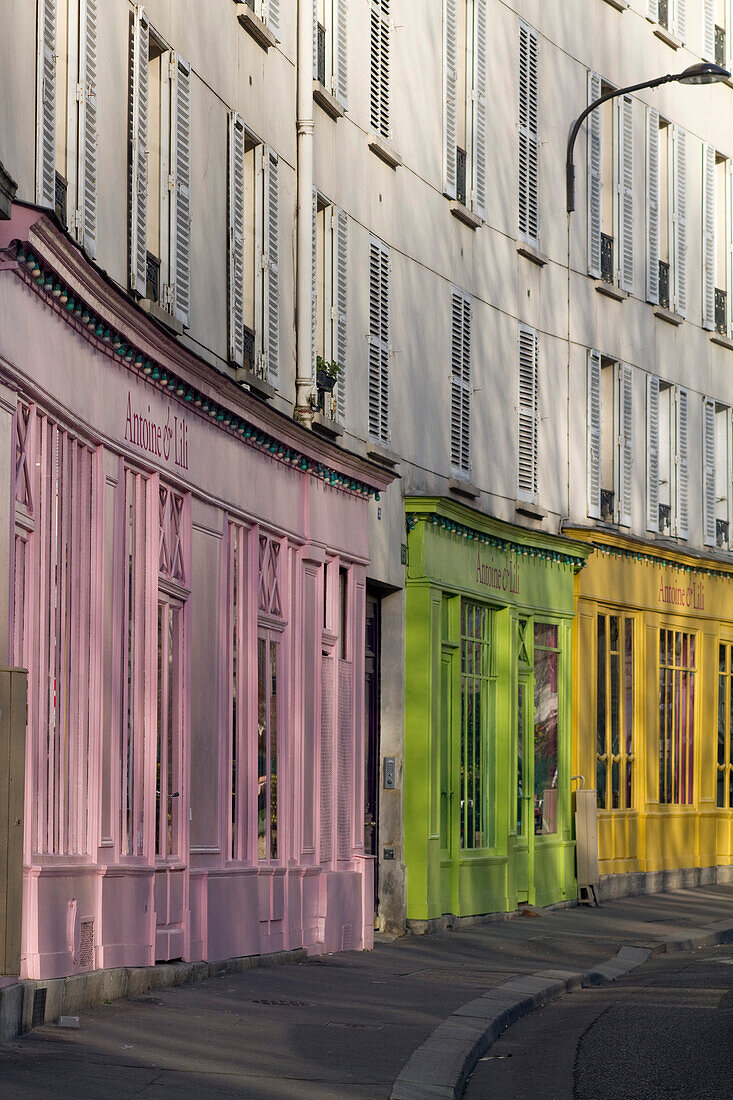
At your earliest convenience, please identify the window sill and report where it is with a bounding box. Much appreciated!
[313,80,344,119]
[515,499,546,521]
[517,241,548,267]
[654,306,684,326]
[449,201,481,230]
[449,477,479,500]
[710,331,733,350]
[595,281,627,302]
[139,298,184,335]
[368,134,402,169]
[237,7,277,50]
[600,0,628,9]
[235,365,275,399]
[365,443,400,469]
[311,411,344,439]
[653,25,681,49]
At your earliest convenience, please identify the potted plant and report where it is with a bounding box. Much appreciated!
[316,355,342,393]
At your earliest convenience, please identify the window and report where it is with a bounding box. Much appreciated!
[257,632,280,861]
[227,114,280,383]
[534,623,560,835]
[596,613,635,810]
[450,288,471,477]
[658,629,695,805]
[130,8,191,326]
[368,236,390,443]
[703,399,731,549]
[647,378,688,537]
[717,642,733,808]
[443,0,487,218]
[648,0,686,41]
[587,352,633,526]
[243,0,280,40]
[156,598,184,860]
[370,0,391,140]
[313,0,348,108]
[460,601,492,850]
[517,324,538,503]
[313,197,348,421]
[706,151,733,337]
[647,114,686,317]
[35,0,98,255]
[226,521,248,861]
[587,74,633,291]
[709,0,733,69]
[517,21,539,244]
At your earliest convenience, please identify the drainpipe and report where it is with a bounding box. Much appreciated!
[295,0,315,426]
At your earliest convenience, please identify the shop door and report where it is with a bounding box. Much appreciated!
[515,675,532,903]
[439,648,458,915]
[364,592,380,916]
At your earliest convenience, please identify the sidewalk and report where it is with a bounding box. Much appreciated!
[1,885,731,1099]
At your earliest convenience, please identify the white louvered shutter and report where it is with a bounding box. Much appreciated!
[36,0,56,208]
[450,290,471,476]
[728,1,733,71]
[673,126,687,318]
[312,191,318,378]
[517,325,538,502]
[265,149,280,383]
[228,112,246,365]
[334,0,348,109]
[647,0,658,20]
[646,374,660,532]
[368,237,390,443]
[618,95,634,293]
[443,0,458,199]
[77,0,98,257]
[370,0,390,140]
[702,143,716,331]
[587,71,602,279]
[728,160,733,337]
[266,0,280,41]
[675,386,689,538]
[170,55,191,326]
[587,350,602,520]
[472,0,488,220]
[646,108,660,304]
[130,6,149,296]
[703,397,717,546]
[518,22,539,244]
[335,207,348,422]
[313,0,318,78]
[674,0,686,42]
[703,0,715,59]
[617,363,633,527]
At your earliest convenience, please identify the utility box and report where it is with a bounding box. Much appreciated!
[573,788,599,900]
[1,668,27,975]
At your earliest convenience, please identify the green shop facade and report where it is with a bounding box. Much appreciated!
[403,500,589,927]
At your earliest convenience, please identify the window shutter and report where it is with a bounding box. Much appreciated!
[587,349,601,520]
[130,6,149,297]
[443,0,458,199]
[618,95,634,293]
[450,290,471,476]
[702,143,716,331]
[335,207,348,422]
[170,55,191,327]
[312,191,318,378]
[703,397,717,547]
[370,0,390,140]
[617,363,633,527]
[587,71,602,279]
[517,325,538,502]
[647,0,658,20]
[646,108,659,304]
[36,0,56,208]
[674,0,686,42]
[675,385,689,538]
[672,126,687,318]
[368,236,390,443]
[728,0,733,72]
[265,149,280,384]
[646,374,660,532]
[728,159,733,337]
[472,0,488,221]
[518,22,539,244]
[265,0,280,41]
[703,0,715,60]
[334,0,348,109]
[77,0,98,258]
[228,112,246,366]
[313,0,318,78]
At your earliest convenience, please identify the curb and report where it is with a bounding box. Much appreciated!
[389,922,733,1100]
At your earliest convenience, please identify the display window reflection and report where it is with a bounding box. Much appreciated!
[533,622,559,835]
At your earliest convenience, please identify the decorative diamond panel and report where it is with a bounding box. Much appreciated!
[258,534,282,616]
[159,485,186,584]
[14,403,33,512]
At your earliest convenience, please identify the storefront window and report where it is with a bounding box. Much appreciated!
[258,633,279,860]
[596,613,635,810]
[460,601,491,849]
[534,622,559,834]
[658,630,696,804]
[156,599,183,859]
[718,643,733,808]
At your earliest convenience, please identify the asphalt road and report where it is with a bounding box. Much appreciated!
[464,944,733,1100]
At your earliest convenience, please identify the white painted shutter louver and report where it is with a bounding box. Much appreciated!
[472,0,488,220]
[335,0,348,109]
[675,0,686,42]
[518,22,539,244]
[617,363,633,527]
[728,160,733,337]
[703,0,715,60]
[517,325,538,501]
[78,0,98,257]
[647,0,658,20]
[646,108,660,304]
[703,397,717,547]
[618,95,634,293]
[228,112,246,366]
[443,0,458,199]
[587,349,602,520]
[312,191,318,378]
[675,386,689,538]
[266,0,280,41]
[130,6,149,297]
[335,207,348,422]
[587,71,602,279]
[313,0,318,78]
[36,0,56,208]
[171,55,191,327]
[370,0,390,140]
[673,126,687,318]
[646,374,660,532]
[702,143,716,331]
[266,150,280,383]
[368,237,390,443]
[450,290,471,476]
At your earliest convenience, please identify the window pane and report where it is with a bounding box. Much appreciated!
[624,619,633,808]
[535,622,558,650]
[596,615,607,807]
[460,601,490,849]
[517,683,524,834]
[269,639,278,860]
[257,637,267,859]
[534,629,559,835]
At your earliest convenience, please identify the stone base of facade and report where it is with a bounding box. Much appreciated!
[0,947,306,1044]
[597,864,733,902]
[406,898,577,936]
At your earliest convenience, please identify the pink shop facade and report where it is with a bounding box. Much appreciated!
[0,207,389,982]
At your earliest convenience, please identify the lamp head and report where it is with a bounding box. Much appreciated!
[676,62,730,85]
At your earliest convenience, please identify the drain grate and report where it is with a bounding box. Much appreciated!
[31,988,47,1028]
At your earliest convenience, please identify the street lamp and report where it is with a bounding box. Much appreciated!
[566,62,729,212]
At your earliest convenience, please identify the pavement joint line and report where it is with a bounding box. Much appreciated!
[389,918,733,1100]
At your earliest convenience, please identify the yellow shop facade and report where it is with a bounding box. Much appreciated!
[569,529,733,895]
